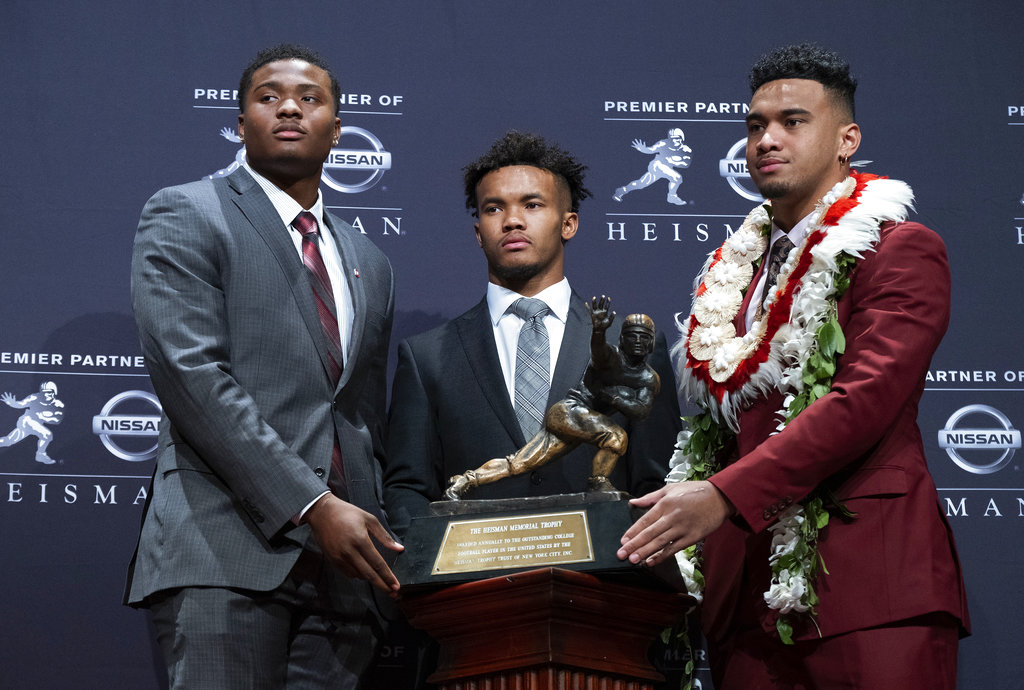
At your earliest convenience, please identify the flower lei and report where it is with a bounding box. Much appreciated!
[666,171,914,644]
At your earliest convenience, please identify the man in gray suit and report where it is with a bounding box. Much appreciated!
[383,131,680,534]
[125,44,402,688]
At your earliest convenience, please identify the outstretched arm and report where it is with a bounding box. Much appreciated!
[1,393,24,408]
[617,480,733,566]
[631,139,655,154]
[586,295,616,367]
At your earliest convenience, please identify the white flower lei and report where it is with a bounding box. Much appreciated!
[667,173,914,640]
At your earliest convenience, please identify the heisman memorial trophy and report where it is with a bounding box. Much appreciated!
[394,296,681,588]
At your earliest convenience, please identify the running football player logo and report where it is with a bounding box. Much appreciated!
[0,381,65,464]
[613,128,692,206]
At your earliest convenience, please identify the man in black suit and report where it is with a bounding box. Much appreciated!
[383,131,680,533]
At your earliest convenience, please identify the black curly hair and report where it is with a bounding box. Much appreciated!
[749,43,857,121]
[238,43,341,115]
[463,131,592,216]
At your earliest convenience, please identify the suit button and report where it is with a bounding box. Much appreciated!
[242,499,265,523]
[314,467,325,478]
[530,471,543,486]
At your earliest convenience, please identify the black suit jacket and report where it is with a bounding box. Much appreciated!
[383,291,680,533]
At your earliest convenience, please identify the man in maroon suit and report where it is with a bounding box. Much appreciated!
[618,43,969,688]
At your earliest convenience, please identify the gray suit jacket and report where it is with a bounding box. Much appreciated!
[125,167,394,605]
[383,293,680,533]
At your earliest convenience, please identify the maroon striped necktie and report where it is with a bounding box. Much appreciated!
[293,211,346,494]
[294,211,344,383]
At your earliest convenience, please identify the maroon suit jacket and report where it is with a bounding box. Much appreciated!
[703,220,969,644]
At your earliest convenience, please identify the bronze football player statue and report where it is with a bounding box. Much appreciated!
[445,296,660,500]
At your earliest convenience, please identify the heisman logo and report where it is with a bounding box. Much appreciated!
[0,381,64,465]
[613,129,692,206]
[92,390,162,462]
[206,125,392,194]
[938,404,1021,474]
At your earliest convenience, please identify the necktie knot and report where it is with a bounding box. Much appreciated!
[294,211,319,239]
[769,234,795,264]
[512,297,549,322]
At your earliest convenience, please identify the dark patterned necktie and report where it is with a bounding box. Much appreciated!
[754,234,796,322]
[511,297,551,440]
[294,211,346,494]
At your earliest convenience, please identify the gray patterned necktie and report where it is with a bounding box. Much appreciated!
[754,234,796,322]
[511,297,551,440]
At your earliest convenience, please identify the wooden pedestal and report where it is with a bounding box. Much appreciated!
[400,567,689,690]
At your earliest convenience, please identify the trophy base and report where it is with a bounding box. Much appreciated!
[394,492,686,593]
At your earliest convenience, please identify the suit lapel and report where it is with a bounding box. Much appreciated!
[455,300,525,445]
[323,211,363,392]
[550,292,591,407]
[226,169,338,385]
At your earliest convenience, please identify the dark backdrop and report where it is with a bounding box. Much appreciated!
[2,2,1021,687]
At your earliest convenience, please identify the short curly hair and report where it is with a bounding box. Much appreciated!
[463,131,592,216]
[238,43,341,115]
[749,43,857,121]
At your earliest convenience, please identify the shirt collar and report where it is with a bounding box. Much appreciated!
[486,278,571,326]
[771,211,812,248]
[242,159,326,229]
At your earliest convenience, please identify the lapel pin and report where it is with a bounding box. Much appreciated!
[354,269,360,278]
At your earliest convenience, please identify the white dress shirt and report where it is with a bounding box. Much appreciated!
[486,278,572,405]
